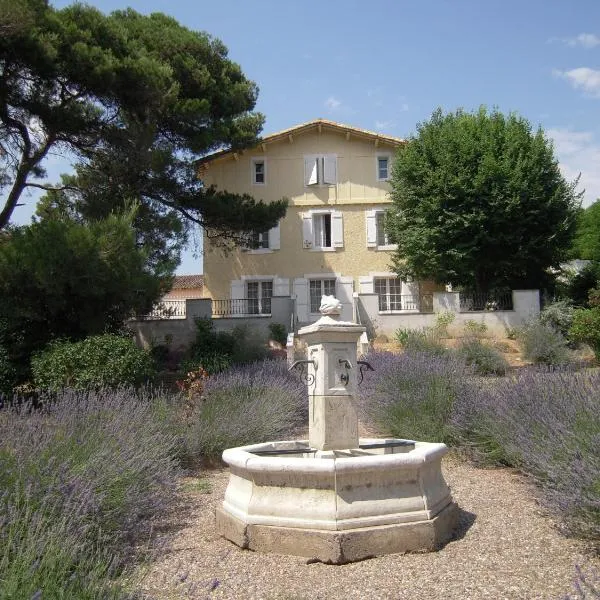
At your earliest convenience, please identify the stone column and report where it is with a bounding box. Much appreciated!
[296,297,365,451]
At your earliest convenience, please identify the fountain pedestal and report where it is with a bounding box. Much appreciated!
[216,297,458,563]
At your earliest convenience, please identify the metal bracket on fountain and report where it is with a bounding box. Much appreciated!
[356,360,374,384]
[288,359,317,386]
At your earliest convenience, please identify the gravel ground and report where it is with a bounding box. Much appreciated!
[137,455,598,600]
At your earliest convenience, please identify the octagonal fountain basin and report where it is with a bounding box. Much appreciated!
[216,438,458,564]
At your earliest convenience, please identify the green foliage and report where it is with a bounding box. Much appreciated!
[31,335,155,391]
[456,338,509,376]
[570,307,600,359]
[558,262,600,308]
[463,319,488,338]
[516,320,571,366]
[388,107,580,293]
[268,322,288,346]
[0,214,162,382]
[0,344,15,395]
[184,318,267,375]
[571,199,600,262]
[394,327,447,355]
[539,299,575,339]
[1,1,287,257]
[434,311,455,337]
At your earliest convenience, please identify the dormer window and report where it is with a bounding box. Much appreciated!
[252,158,266,185]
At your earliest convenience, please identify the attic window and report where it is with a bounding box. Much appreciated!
[377,155,390,181]
[304,154,337,186]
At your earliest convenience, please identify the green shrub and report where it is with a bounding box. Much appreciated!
[463,319,488,338]
[434,311,455,337]
[539,300,574,340]
[0,345,15,395]
[185,319,267,375]
[516,320,571,366]
[570,307,600,359]
[394,327,447,356]
[31,335,155,391]
[268,322,288,346]
[456,338,509,376]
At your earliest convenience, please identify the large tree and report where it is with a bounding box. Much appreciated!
[571,199,600,262]
[0,0,286,254]
[388,107,581,294]
[0,211,163,381]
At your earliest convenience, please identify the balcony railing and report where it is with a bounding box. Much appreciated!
[378,294,433,313]
[142,300,186,320]
[212,298,272,318]
[459,292,513,312]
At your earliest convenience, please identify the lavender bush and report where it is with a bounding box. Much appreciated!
[564,565,600,599]
[452,369,600,545]
[358,351,472,443]
[0,387,180,598]
[179,359,308,461]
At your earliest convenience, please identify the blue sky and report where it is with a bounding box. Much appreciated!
[10,0,600,274]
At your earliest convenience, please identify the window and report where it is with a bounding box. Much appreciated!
[376,155,390,181]
[250,230,270,249]
[374,277,402,312]
[302,210,343,250]
[304,154,337,186]
[366,209,396,249]
[246,280,273,314]
[313,213,332,248]
[252,158,266,185]
[309,279,336,313]
[376,212,396,246]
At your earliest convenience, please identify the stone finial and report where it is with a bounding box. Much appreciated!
[319,295,342,316]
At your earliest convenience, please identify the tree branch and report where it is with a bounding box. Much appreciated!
[24,182,79,193]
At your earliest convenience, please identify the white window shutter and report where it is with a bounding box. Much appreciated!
[304,157,318,185]
[359,276,374,294]
[366,210,377,247]
[270,221,280,250]
[302,213,313,248]
[293,278,309,322]
[273,277,289,296]
[337,276,354,322]
[231,280,245,300]
[331,211,344,248]
[323,155,337,184]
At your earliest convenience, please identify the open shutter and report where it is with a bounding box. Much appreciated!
[304,157,318,185]
[359,276,374,294]
[331,211,344,248]
[366,210,377,247]
[293,278,309,322]
[323,155,337,184]
[269,221,280,250]
[302,213,313,248]
[273,277,289,296]
[231,280,245,300]
[337,276,354,322]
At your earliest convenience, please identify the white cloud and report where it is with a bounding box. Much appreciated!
[547,128,600,206]
[567,33,600,48]
[554,67,600,97]
[324,96,342,111]
[375,120,394,131]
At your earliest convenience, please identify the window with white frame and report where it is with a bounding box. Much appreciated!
[376,154,390,181]
[366,209,396,249]
[374,277,403,312]
[304,154,337,186]
[309,278,336,313]
[302,210,343,250]
[250,230,269,249]
[246,280,273,314]
[252,158,266,185]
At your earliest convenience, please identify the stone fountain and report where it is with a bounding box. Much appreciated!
[216,296,458,563]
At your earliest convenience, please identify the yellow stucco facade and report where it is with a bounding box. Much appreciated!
[201,119,426,323]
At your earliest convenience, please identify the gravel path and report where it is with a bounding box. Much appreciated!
[137,455,598,600]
